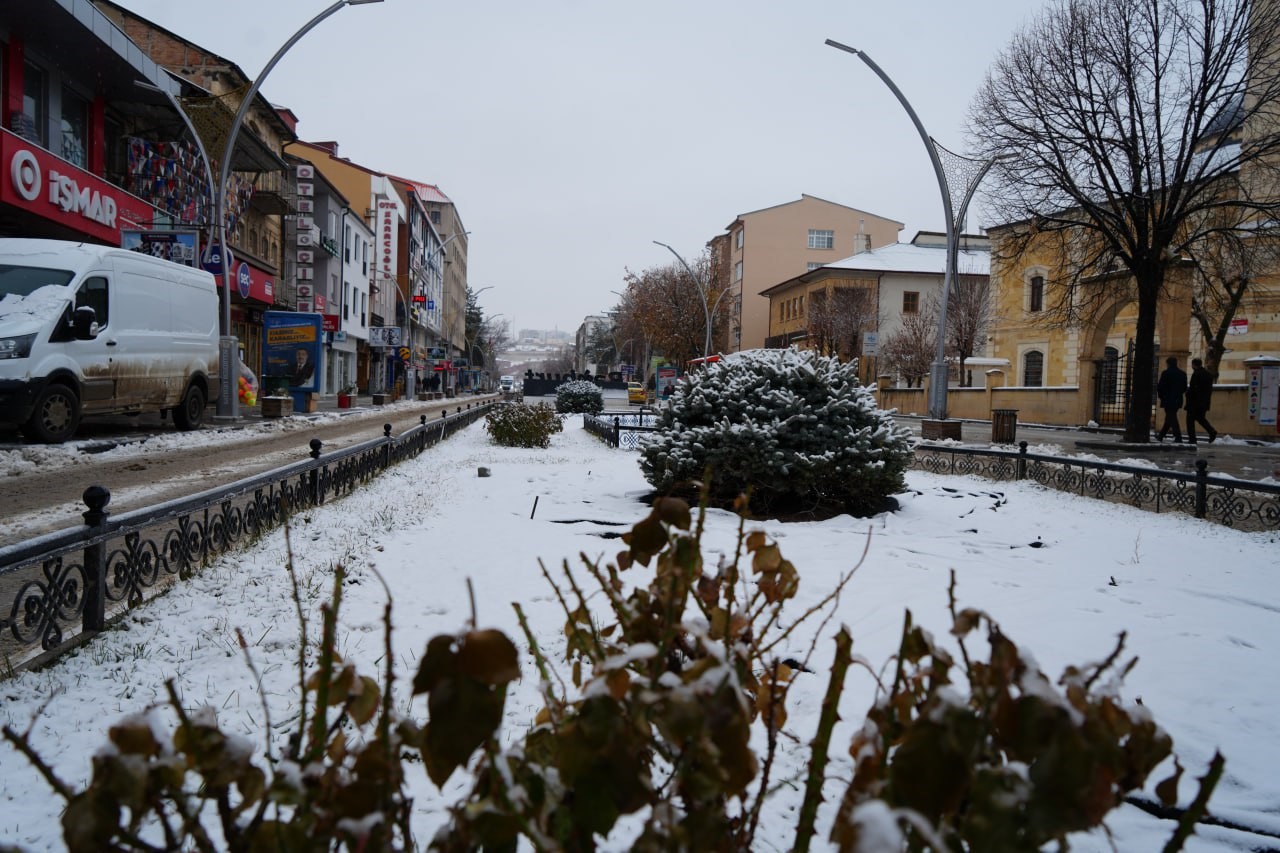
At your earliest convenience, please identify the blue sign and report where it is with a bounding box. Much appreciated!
[263,311,322,393]
[427,299,435,310]
[236,261,252,299]
[202,242,231,275]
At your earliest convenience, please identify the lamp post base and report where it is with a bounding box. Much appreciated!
[921,419,963,441]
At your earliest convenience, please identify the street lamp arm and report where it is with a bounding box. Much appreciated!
[214,0,383,419]
[654,240,717,357]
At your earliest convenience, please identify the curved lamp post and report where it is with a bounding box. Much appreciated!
[652,240,730,359]
[825,39,1000,426]
[214,0,386,420]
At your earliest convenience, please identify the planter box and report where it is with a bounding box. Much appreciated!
[372,393,389,406]
[337,394,353,409]
[261,396,293,418]
[417,392,430,401]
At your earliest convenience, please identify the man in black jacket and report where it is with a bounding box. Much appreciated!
[1155,356,1188,443]
[1185,357,1218,445]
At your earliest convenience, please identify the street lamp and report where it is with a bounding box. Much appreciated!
[213,0,386,421]
[826,39,1000,431]
[652,240,731,359]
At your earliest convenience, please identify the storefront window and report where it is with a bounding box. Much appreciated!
[60,86,88,167]
[21,62,47,145]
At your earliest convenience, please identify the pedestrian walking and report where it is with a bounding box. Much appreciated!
[1185,357,1218,445]
[1155,356,1188,443]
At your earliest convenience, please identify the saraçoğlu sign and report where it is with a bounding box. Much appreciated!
[2,128,155,244]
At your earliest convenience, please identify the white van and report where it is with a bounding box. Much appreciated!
[0,238,219,443]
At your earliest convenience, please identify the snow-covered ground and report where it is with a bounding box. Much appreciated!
[2,416,1279,850]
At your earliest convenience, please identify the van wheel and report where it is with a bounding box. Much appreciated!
[22,384,81,444]
[172,384,207,431]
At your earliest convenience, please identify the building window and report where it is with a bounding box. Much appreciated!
[902,291,919,314]
[807,229,835,250]
[1023,350,1044,387]
[734,261,743,281]
[60,86,89,167]
[20,62,47,145]
[1029,275,1044,312]
[806,262,821,271]
[735,229,744,249]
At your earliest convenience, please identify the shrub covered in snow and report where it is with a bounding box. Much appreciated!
[555,379,604,415]
[485,402,563,448]
[638,349,914,516]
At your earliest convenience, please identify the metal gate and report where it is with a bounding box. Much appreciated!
[1092,343,1130,426]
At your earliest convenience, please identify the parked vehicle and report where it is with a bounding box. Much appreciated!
[0,238,220,443]
[628,382,646,404]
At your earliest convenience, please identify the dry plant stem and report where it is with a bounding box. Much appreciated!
[369,566,402,834]
[539,557,606,661]
[233,627,276,840]
[745,659,786,845]
[306,566,345,762]
[513,601,568,724]
[466,577,478,629]
[790,528,873,671]
[163,680,222,853]
[235,628,275,760]
[1,724,74,799]
[1162,752,1225,853]
[794,627,854,853]
[947,570,974,673]
[557,558,609,659]
[722,510,749,661]
[282,522,310,759]
[1083,631,1128,692]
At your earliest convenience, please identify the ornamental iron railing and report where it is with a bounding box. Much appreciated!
[582,416,1279,533]
[912,441,1280,532]
[0,405,492,674]
[583,412,660,450]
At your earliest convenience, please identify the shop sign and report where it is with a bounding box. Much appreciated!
[2,128,158,244]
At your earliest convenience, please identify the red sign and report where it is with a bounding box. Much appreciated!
[210,254,275,304]
[1,128,159,244]
[322,313,340,332]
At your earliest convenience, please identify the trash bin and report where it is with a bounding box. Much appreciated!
[992,409,1018,443]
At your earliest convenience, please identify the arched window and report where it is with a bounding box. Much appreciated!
[1023,350,1044,387]
[1029,275,1045,312]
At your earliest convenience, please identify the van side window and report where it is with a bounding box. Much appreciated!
[76,276,109,327]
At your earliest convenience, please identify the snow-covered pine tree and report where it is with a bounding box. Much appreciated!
[638,349,914,517]
[555,379,604,414]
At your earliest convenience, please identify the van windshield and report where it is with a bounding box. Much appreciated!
[0,264,75,298]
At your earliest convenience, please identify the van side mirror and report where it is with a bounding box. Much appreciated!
[73,305,99,339]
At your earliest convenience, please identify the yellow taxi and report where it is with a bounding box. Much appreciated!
[628,382,646,404]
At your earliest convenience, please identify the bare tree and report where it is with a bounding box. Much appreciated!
[1183,209,1280,377]
[946,274,995,387]
[880,304,938,388]
[806,287,879,360]
[619,252,730,367]
[971,0,1280,441]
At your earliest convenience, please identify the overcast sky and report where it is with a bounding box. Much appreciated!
[114,0,1047,335]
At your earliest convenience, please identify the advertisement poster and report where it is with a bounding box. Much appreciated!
[263,310,322,392]
[120,229,199,267]
[657,364,679,401]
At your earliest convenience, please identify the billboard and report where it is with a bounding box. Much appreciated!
[263,311,322,392]
[121,229,199,267]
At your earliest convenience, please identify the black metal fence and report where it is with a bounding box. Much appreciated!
[581,414,1280,533]
[913,441,1280,532]
[0,405,493,674]
[584,412,660,450]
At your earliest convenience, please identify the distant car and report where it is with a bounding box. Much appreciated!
[499,375,516,393]
[628,382,646,404]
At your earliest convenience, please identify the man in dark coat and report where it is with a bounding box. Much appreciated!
[1185,357,1218,445]
[1155,356,1188,443]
